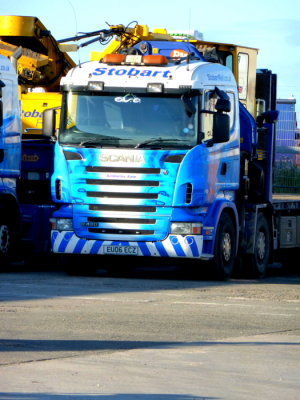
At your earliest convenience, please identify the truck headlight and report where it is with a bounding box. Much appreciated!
[171,222,202,235]
[51,218,73,231]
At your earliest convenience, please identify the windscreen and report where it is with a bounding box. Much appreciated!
[59,92,198,149]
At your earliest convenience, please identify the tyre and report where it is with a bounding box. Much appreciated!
[0,221,15,268]
[212,212,236,280]
[244,213,270,278]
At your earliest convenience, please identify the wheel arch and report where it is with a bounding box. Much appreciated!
[242,206,273,278]
[205,200,239,257]
[244,205,273,257]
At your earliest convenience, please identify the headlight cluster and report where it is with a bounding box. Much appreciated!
[51,218,73,231]
[171,222,202,235]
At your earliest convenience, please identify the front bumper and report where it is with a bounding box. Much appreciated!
[51,230,204,258]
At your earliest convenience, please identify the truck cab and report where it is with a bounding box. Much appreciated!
[47,50,241,278]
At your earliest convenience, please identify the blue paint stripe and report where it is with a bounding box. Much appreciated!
[138,242,151,256]
[52,231,58,244]
[170,237,186,257]
[111,241,130,246]
[91,241,102,254]
[155,241,169,257]
[189,237,200,257]
[58,232,74,252]
[74,239,86,254]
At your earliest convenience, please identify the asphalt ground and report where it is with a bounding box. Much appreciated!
[0,256,299,399]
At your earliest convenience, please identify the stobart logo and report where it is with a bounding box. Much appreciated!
[93,67,171,78]
[22,154,40,162]
[22,109,42,118]
[100,154,146,163]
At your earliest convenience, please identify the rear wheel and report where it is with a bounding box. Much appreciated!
[0,220,15,268]
[0,224,10,256]
[244,213,270,278]
[212,212,236,280]
[0,201,21,269]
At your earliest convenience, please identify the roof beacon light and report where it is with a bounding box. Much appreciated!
[102,54,126,64]
[102,53,168,66]
[143,55,168,66]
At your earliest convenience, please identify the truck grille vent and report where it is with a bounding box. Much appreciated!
[55,179,62,200]
[64,151,83,160]
[88,217,156,224]
[185,183,193,204]
[88,228,154,235]
[87,191,158,199]
[86,166,161,174]
[89,205,157,213]
[86,179,159,187]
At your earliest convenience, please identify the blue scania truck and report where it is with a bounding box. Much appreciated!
[44,36,300,279]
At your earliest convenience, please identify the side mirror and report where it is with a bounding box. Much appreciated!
[256,110,279,127]
[213,113,230,143]
[42,108,56,137]
[215,98,231,113]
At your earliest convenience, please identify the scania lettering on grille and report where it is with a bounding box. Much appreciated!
[100,154,145,163]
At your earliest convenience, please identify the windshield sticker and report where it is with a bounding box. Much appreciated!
[114,94,141,103]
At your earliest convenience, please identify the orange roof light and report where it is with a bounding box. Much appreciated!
[143,55,168,65]
[102,54,126,64]
[101,53,168,66]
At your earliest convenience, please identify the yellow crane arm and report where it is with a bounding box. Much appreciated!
[0,15,75,91]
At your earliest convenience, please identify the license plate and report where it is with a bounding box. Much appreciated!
[103,245,138,256]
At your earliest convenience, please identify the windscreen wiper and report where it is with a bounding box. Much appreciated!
[79,140,100,147]
[135,138,189,149]
[78,137,131,148]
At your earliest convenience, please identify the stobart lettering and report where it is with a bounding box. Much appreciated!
[100,154,145,163]
[22,109,42,118]
[207,73,231,82]
[92,67,171,78]
[22,154,40,162]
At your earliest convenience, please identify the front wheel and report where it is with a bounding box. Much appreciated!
[244,213,270,278]
[211,212,236,280]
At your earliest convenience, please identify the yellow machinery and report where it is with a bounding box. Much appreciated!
[73,23,259,117]
[189,40,258,117]
[0,15,76,134]
[86,24,258,116]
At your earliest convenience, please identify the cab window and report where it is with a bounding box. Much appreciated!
[202,90,235,141]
